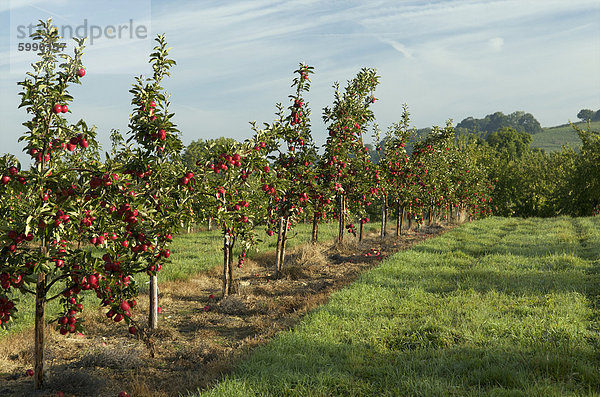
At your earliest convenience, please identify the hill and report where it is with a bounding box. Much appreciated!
[531,120,600,152]
[372,118,599,159]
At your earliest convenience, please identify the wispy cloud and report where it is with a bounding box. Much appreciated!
[488,37,504,52]
[377,37,414,59]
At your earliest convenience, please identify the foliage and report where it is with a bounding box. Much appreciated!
[456,110,543,136]
[577,108,600,122]
[485,127,532,160]
[321,68,380,241]
[478,120,600,217]
[557,122,600,216]
[259,65,318,230]
[254,64,320,271]
[380,105,416,218]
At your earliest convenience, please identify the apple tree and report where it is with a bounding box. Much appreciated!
[321,68,380,244]
[194,135,268,296]
[114,34,193,329]
[257,64,319,275]
[0,19,142,389]
[381,104,417,236]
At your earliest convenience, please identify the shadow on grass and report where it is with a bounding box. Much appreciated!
[207,334,599,396]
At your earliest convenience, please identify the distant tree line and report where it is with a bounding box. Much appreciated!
[577,108,600,122]
[456,111,543,136]
[374,121,600,218]
[472,125,600,217]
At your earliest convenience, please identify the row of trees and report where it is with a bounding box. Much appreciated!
[6,18,599,394]
[182,70,494,284]
[0,20,518,392]
[478,124,600,217]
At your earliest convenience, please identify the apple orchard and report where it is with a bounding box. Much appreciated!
[0,20,492,391]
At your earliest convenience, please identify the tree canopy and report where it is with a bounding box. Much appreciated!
[456,111,543,136]
[577,108,600,122]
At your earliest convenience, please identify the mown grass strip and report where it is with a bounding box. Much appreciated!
[197,216,600,396]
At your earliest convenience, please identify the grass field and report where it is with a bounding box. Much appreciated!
[532,120,600,152]
[196,216,600,396]
[0,221,339,337]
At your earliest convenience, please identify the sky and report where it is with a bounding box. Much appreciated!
[1,0,599,165]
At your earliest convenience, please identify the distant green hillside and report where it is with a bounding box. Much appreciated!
[383,120,598,157]
[532,120,600,152]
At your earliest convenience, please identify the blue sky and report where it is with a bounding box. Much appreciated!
[1,0,599,165]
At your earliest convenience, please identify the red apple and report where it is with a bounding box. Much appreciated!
[53,104,62,113]
[77,68,86,77]
[61,105,69,113]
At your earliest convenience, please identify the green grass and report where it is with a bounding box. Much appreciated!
[161,222,339,283]
[532,121,600,152]
[196,216,600,396]
[0,222,338,337]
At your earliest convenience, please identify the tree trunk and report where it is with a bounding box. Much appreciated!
[208,217,212,231]
[275,217,284,276]
[228,236,234,294]
[280,220,288,272]
[428,206,433,225]
[359,220,364,242]
[337,194,346,245]
[148,274,158,329]
[311,212,319,244]
[34,272,46,390]
[275,217,289,276]
[397,205,405,236]
[380,196,387,239]
[222,232,232,297]
[395,203,400,237]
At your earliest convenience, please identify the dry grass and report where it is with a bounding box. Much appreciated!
[0,226,451,396]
